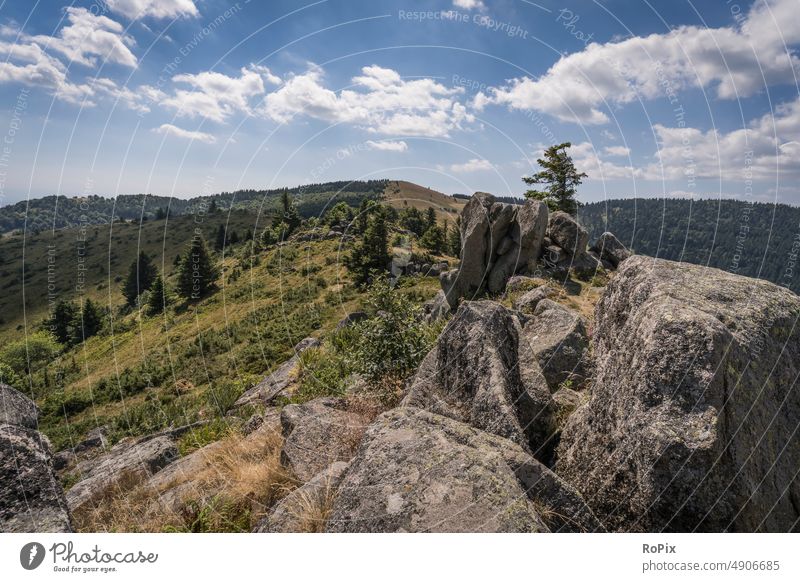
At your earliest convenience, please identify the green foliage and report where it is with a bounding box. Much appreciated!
[350,276,436,383]
[419,222,446,254]
[447,216,462,258]
[73,298,103,342]
[399,207,426,236]
[48,300,78,344]
[122,251,158,307]
[176,235,219,300]
[324,201,354,226]
[146,274,171,315]
[0,331,60,374]
[345,205,391,286]
[274,191,301,236]
[523,142,586,216]
[0,361,23,389]
[205,379,247,416]
[177,417,233,456]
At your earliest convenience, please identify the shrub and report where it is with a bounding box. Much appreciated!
[0,331,60,374]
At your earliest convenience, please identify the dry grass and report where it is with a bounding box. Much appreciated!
[73,428,297,532]
[280,473,342,533]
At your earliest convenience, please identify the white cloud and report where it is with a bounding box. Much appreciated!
[447,158,494,173]
[105,0,199,20]
[90,78,165,113]
[261,64,474,137]
[479,0,800,124]
[161,65,275,122]
[365,140,408,152]
[153,123,216,143]
[570,142,636,180]
[453,0,486,10]
[26,7,137,68]
[603,146,630,157]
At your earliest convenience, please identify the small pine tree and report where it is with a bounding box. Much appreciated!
[214,224,226,251]
[229,230,239,245]
[345,205,390,286]
[49,300,78,344]
[73,298,102,342]
[176,235,219,300]
[523,142,587,216]
[244,228,253,242]
[155,207,166,220]
[146,274,171,315]
[424,207,437,231]
[447,217,462,258]
[419,222,446,254]
[209,199,218,213]
[123,251,157,307]
[355,199,375,235]
[275,191,301,235]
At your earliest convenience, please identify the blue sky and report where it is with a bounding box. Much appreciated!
[0,0,798,205]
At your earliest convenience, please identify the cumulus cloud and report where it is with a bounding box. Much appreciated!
[261,64,474,137]
[446,158,494,173]
[25,7,137,68]
[365,140,408,152]
[452,0,486,10]
[161,65,277,122]
[478,0,800,124]
[105,0,199,20]
[603,146,630,157]
[153,123,216,143]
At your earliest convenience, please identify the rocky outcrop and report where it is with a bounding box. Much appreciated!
[441,193,548,308]
[325,407,602,532]
[547,211,588,258]
[557,256,800,532]
[404,301,554,457]
[0,383,72,532]
[232,337,319,409]
[590,232,631,268]
[519,299,590,391]
[67,435,178,515]
[255,461,350,533]
[280,398,366,482]
[512,285,555,313]
[421,290,451,323]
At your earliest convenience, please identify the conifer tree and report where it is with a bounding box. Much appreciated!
[345,205,390,286]
[146,274,171,315]
[523,142,587,216]
[177,235,219,300]
[122,251,157,307]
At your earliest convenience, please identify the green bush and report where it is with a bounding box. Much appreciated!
[0,331,60,374]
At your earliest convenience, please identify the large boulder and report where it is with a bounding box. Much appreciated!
[232,337,319,409]
[1,385,72,532]
[548,211,588,258]
[66,435,179,515]
[590,232,631,268]
[280,398,366,482]
[557,256,800,532]
[519,299,590,391]
[255,461,350,533]
[0,383,39,429]
[512,285,555,314]
[404,301,554,457]
[325,407,602,533]
[441,193,548,308]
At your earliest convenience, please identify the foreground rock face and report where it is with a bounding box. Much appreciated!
[233,337,319,409]
[441,193,548,308]
[326,407,601,533]
[0,384,72,532]
[404,301,554,457]
[67,435,179,514]
[279,398,365,482]
[548,211,588,258]
[557,256,800,532]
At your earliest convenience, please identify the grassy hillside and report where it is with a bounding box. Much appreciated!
[383,180,464,224]
[579,198,800,293]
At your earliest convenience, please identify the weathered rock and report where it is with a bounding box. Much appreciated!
[1,424,73,532]
[0,382,38,429]
[590,232,631,268]
[404,301,554,457]
[564,251,602,280]
[441,193,548,307]
[233,337,319,408]
[505,275,540,294]
[551,387,583,429]
[255,461,350,533]
[512,286,555,313]
[548,211,588,258]
[520,300,590,391]
[66,435,179,514]
[0,384,72,532]
[241,407,281,436]
[280,398,365,483]
[557,256,800,532]
[542,245,568,266]
[326,407,602,532]
[422,290,452,323]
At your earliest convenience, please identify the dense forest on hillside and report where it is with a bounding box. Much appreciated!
[0,180,387,235]
[579,198,800,293]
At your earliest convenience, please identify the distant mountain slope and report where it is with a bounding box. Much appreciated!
[579,198,800,293]
[383,180,464,223]
[0,180,387,235]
